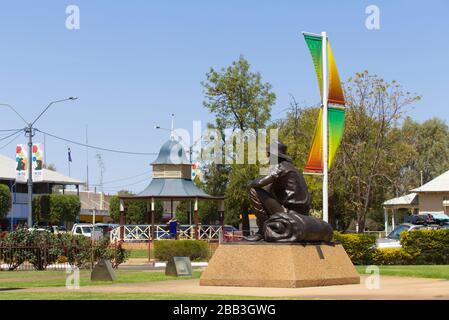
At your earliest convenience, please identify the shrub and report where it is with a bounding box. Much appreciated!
[0,228,129,270]
[23,230,64,270]
[401,229,449,264]
[154,240,209,261]
[333,231,376,265]
[56,255,68,264]
[108,242,130,268]
[0,184,11,220]
[0,228,30,270]
[372,248,413,265]
[59,233,92,268]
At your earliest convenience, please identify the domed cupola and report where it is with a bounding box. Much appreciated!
[151,138,192,179]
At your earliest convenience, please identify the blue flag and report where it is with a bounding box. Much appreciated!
[68,147,72,162]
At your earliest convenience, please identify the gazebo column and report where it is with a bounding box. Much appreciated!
[119,199,125,242]
[384,207,388,234]
[147,200,151,261]
[147,198,155,262]
[391,210,396,230]
[194,198,199,240]
[219,200,225,226]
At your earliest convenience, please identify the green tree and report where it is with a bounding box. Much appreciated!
[334,71,420,232]
[277,72,421,232]
[400,117,449,189]
[0,184,11,220]
[201,56,275,231]
[49,195,80,224]
[32,195,51,224]
[109,190,163,224]
[175,201,189,224]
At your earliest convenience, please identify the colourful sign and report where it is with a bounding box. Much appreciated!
[15,144,45,182]
[191,163,202,182]
[32,143,44,182]
[15,144,28,183]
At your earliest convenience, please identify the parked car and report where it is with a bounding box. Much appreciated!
[28,225,66,234]
[71,223,103,240]
[223,225,243,242]
[419,212,449,225]
[377,223,440,248]
[94,223,119,236]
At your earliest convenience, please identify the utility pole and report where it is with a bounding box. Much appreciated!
[0,97,78,228]
[26,124,34,227]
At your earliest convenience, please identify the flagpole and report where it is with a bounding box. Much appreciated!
[86,125,89,191]
[322,31,329,223]
[68,147,71,177]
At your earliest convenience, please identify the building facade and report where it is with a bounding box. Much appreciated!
[0,154,81,230]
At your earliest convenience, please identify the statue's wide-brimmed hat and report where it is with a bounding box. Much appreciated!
[268,140,292,162]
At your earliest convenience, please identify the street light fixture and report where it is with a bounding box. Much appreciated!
[0,97,78,227]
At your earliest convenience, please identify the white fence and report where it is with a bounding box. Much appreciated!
[110,224,223,242]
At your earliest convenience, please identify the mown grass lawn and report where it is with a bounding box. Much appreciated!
[1,265,448,300]
[0,291,305,300]
[356,265,449,280]
[128,249,152,259]
[0,269,201,288]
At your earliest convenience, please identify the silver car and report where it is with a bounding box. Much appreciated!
[376,223,439,248]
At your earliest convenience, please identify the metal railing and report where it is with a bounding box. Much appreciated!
[110,224,226,242]
[0,241,121,271]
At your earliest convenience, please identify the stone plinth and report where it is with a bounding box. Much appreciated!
[200,242,360,288]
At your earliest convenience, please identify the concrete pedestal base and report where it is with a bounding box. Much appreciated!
[200,242,360,288]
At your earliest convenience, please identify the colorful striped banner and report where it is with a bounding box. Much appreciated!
[303,33,345,173]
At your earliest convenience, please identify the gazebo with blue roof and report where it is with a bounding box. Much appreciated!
[118,135,224,242]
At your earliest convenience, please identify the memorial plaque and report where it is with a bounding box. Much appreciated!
[165,256,192,277]
[91,259,117,282]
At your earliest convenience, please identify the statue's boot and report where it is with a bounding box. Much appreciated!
[244,233,264,242]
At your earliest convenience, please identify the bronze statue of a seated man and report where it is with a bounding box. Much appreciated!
[245,140,333,243]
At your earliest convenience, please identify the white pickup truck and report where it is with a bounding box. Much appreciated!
[71,223,103,240]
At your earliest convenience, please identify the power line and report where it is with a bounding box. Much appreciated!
[36,129,158,156]
[0,128,24,132]
[90,170,151,186]
[0,130,23,150]
[0,129,23,143]
[94,177,150,190]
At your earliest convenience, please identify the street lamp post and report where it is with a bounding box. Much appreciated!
[0,97,78,227]
[26,124,34,227]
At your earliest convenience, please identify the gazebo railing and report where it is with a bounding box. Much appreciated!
[178,225,195,240]
[198,225,222,240]
[110,224,223,242]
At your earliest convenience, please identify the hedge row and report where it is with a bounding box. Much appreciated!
[334,229,449,265]
[0,228,129,270]
[154,240,210,261]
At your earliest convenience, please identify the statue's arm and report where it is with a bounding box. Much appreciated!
[249,165,283,188]
[249,174,275,188]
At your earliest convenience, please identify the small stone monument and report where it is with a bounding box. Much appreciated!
[91,259,117,282]
[165,257,193,277]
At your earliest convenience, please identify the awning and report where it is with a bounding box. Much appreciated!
[383,193,419,209]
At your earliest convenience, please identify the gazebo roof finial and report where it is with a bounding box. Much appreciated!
[170,113,175,140]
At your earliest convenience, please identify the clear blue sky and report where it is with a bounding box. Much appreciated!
[0,0,448,194]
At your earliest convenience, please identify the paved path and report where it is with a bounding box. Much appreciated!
[13,276,449,299]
